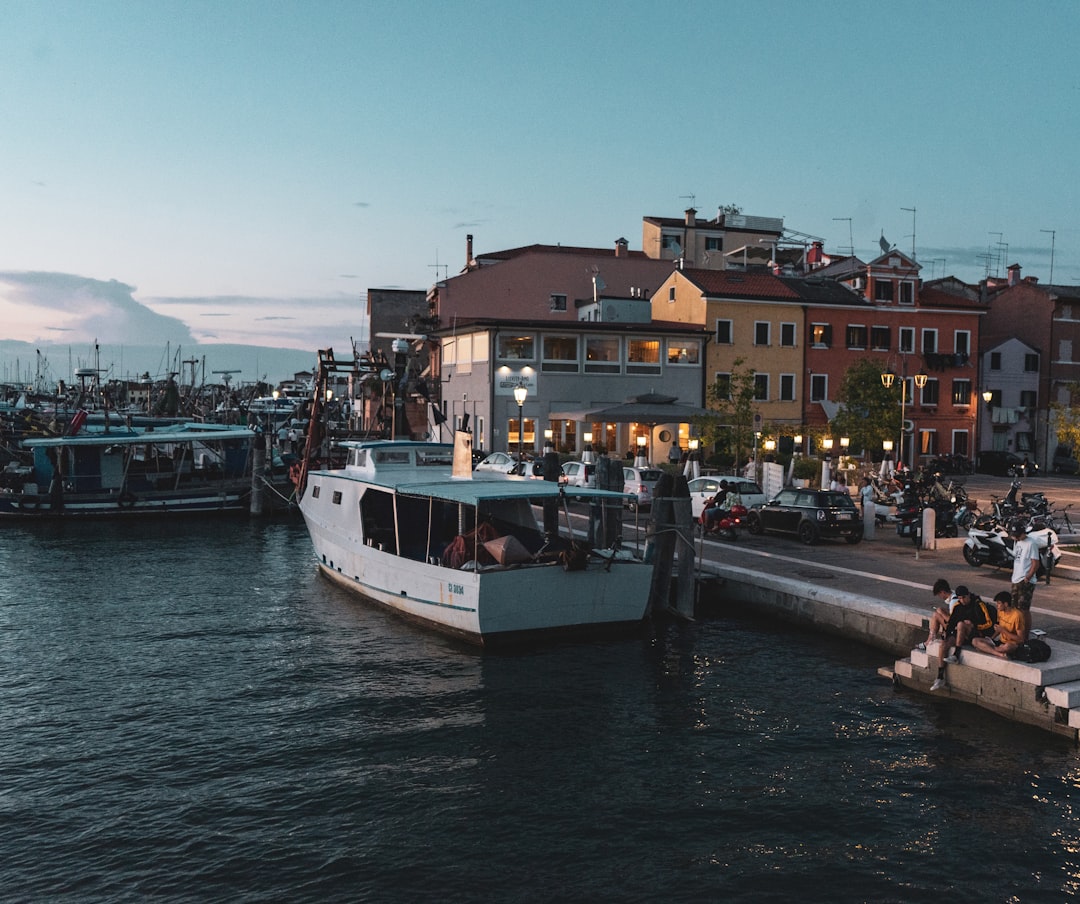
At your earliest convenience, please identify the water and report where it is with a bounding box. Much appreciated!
[2,516,1080,902]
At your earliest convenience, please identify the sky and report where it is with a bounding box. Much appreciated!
[2,0,1079,379]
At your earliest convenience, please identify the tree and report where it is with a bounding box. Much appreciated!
[830,358,901,453]
[699,357,757,468]
[1050,382,1080,451]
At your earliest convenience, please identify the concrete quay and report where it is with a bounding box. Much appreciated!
[659,473,1080,739]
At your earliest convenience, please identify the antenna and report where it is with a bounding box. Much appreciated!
[679,193,696,207]
[212,368,241,387]
[901,206,916,258]
[428,250,447,283]
[1041,228,1056,284]
[832,217,854,256]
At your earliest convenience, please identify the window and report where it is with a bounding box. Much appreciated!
[716,319,733,344]
[921,378,939,406]
[541,335,578,373]
[627,338,661,375]
[780,322,796,347]
[952,430,969,456]
[1020,390,1037,408]
[846,325,868,349]
[753,374,769,401]
[899,327,915,353]
[954,331,970,356]
[497,333,535,360]
[661,234,682,252]
[666,340,700,365]
[714,372,731,400]
[921,329,938,355]
[332,490,343,505]
[990,351,1001,370]
[899,282,914,305]
[810,323,832,348]
[780,374,796,401]
[549,293,567,312]
[754,322,770,346]
[668,286,676,302]
[874,279,894,302]
[1025,353,1040,372]
[584,337,620,374]
[988,389,1003,408]
[871,326,891,350]
[810,374,828,402]
[920,430,937,455]
[705,236,723,251]
[951,379,971,406]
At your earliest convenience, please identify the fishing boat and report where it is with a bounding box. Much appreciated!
[297,432,651,646]
[0,419,283,517]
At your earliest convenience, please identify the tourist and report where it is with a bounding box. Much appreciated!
[930,586,996,691]
[1010,523,1040,612]
[668,443,682,465]
[858,476,875,514]
[972,592,1029,659]
[918,578,957,651]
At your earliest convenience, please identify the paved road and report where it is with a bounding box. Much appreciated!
[628,472,1080,643]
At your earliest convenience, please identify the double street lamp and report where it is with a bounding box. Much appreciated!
[881,361,928,470]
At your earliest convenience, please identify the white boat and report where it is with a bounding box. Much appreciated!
[298,433,651,646]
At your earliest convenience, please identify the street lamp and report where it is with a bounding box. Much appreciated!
[583,431,594,464]
[513,382,527,466]
[635,434,648,467]
[821,437,834,488]
[881,360,928,470]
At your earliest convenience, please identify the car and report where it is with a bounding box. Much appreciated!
[745,488,863,545]
[686,476,768,519]
[561,460,596,488]
[1052,446,1079,475]
[976,451,1039,477]
[473,451,517,474]
[622,466,664,510]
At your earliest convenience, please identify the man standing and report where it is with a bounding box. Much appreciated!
[1010,523,1040,613]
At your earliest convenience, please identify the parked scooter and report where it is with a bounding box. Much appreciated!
[701,504,748,541]
[962,518,1061,583]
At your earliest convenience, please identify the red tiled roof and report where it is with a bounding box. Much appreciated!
[681,268,801,299]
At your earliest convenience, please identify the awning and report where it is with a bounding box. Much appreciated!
[550,393,716,424]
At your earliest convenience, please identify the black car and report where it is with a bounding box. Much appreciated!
[977,451,1038,477]
[1052,446,1079,475]
[746,489,863,545]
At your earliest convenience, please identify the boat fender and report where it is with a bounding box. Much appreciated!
[18,494,40,511]
[118,491,137,509]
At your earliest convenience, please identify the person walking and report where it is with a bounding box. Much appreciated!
[1010,523,1040,612]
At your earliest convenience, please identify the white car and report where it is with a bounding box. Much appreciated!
[561,460,596,488]
[474,451,517,474]
[686,476,767,519]
[623,466,664,510]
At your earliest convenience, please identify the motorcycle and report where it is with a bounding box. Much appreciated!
[701,503,748,541]
[962,518,1061,583]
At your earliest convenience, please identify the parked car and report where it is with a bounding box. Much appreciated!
[745,488,863,545]
[474,451,517,474]
[1052,446,1080,475]
[622,466,664,510]
[686,476,768,519]
[561,460,596,488]
[976,451,1038,477]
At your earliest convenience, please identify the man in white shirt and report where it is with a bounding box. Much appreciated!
[1010,523,1040,611]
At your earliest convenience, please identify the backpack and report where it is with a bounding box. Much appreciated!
[1010,638,1052,663]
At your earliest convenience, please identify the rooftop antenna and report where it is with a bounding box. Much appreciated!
[932,258,946,280]
[989,232,1003,278]
[832,217,854,256]
[901,206,916,258]
[679,193,696,207]
[1041,228,1056,284]
[428,250,447,283]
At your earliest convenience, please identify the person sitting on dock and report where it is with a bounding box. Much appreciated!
[931,586,994,691]
[918,579,957,651]
[972,592,1030,659]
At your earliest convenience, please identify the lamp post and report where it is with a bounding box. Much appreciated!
[583,431,594,464]
[822,436,834,487]
[839,435,849,477]
[881,359,928,471]
[635,434,648,468]
[980,389,994,469]
[513,382,527,467]
[882,439,894,477]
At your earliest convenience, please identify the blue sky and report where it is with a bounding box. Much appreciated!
[2,0,1078,357]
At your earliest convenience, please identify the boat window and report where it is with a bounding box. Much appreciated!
[374,450,412,464]
[416,449,454,466]
[312,485,321,498]
[332,491,343,505]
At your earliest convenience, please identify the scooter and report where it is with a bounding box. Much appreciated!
[701,504,748,541]
[962,519,1061,583]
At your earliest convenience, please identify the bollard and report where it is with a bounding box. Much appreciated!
[921,506,936,550]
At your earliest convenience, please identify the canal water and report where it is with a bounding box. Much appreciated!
[2,516,1078,902]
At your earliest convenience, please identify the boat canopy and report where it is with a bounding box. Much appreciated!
[21,425,257,448]
[392,480,632,507]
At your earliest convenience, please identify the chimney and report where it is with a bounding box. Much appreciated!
[614,237,628,258]
[685,208,697,227]
[466,234,473,267]
[1007,263,1021,287]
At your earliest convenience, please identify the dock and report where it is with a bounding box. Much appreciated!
[636,472,1080,740]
